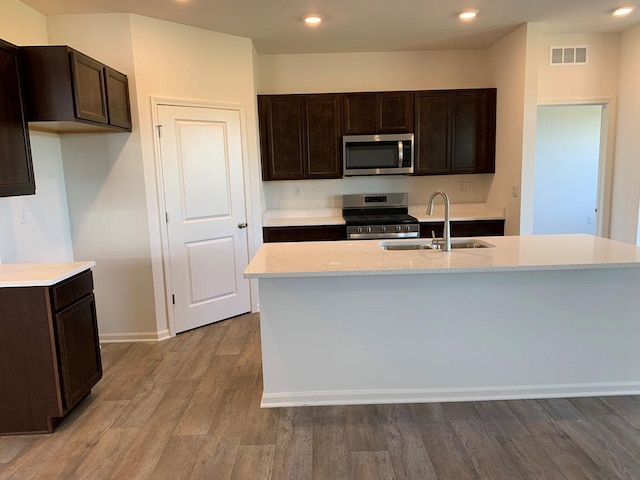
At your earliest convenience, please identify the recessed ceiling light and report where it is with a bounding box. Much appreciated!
[612,5,636,15]
[304,15,323,26]
[458,9,479,20]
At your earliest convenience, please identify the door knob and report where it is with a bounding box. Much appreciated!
[238,222,248,229]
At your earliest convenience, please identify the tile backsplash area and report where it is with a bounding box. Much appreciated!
[263,174,493,210]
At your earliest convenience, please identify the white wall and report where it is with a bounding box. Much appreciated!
[533,105,601,235]
[46,14,158,340]
[0,0,74,264]
[536,32,620,238]
[537,33,620,103]
[487,25,536,235]
[258,50,496,210]
[612,24,640,244]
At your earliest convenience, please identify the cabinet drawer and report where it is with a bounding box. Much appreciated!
[51,270,94,312]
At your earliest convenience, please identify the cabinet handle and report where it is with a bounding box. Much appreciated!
[238,222,248,229]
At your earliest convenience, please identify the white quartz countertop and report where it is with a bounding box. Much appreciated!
[244,234,640,278]
[0,261,95,287]
[262,203,505,227]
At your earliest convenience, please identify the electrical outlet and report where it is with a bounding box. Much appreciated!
[293,186,301,197]
[512,184,520,198]
[587,216,592,225]
[18,206,27,224]
[459,182,474,193]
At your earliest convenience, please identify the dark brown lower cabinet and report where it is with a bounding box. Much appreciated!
[0,269,102,435]
[420,219,505,238]
[263,225,347,243]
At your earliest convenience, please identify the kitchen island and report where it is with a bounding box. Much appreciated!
[245,234,640,408]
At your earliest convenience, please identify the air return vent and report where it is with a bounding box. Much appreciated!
[549,46,589,66]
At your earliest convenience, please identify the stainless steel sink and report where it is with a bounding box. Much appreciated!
[380,239,494,251]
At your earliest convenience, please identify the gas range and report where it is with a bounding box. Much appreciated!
[342,193,420,240]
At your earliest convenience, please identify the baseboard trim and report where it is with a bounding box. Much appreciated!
[260,382,640,408]
[99,329,171,343]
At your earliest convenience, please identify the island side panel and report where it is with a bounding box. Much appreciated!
[257,268,640,407]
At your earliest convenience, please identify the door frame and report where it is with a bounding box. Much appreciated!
[533,97,616,238]
[150,98,258,337]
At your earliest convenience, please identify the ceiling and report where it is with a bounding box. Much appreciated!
[20,0,640,54]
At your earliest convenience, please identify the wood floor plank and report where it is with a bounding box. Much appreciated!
[189,436,239,480]
[206,388,254,442]
[558,419,640,480]
[417,421,479,480]
[507,399,565,436]
[532,432,613,480]
[230,445,275,480]
[241,387,279,445]
[173,355,237,436]
[345,405,388,452]
[313,416,349,480]
[27,400,128,479]
[473,400,529,437]
[111,381,173,429]
[0,437,32,464]
[497,435,569,480]
[601,395,640,428]
[227,321,263,389]
[67,427,140,480]
[110,380,199,480]
[537,398,586,422]
[351,451,396,480]
[271,408,313,480]
[149,435,205,480]
[569,397,617,418]
[170,328,206,352]
[409,402,446,423]
[377,405,438,480]
[215,315,253,355]
[451,420,525,480]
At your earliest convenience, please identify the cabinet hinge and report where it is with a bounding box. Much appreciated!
[156,125,162,137]
[165,212,169,223]
[172,294,175,305]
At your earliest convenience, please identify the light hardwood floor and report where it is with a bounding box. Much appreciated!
[1,312,640,479]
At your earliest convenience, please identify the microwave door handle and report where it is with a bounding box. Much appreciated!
[398,141,403,167]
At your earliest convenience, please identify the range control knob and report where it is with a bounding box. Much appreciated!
[357,227,363,234]
[405,226,412,232]
[381,226,387,233]
[366,227,372,233]
[395,226,402,232]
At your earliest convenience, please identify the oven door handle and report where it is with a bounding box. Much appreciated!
[398,141,403,168]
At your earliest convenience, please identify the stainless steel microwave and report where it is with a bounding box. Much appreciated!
[343,133,414,176]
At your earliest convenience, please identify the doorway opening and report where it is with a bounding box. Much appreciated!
[533,104,605,236]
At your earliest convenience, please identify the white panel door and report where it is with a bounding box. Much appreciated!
[158,104,251,333]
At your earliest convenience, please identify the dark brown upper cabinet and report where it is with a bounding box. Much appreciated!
[0,38,34,197]
[415,88,496,175]
[20,46,132,133]
[342,92,414,134]
[259,94,342,181]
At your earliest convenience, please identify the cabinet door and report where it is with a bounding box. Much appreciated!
[304,95,342,178]
[378,92,414,133]
[0,40,34,197]
[54,294,102,411]
[70,50,108,125]
[414,91,451,175]
[105,67,132,130]
[451,89,496,173]
[342,93,377,134]
[259,96,305,180]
